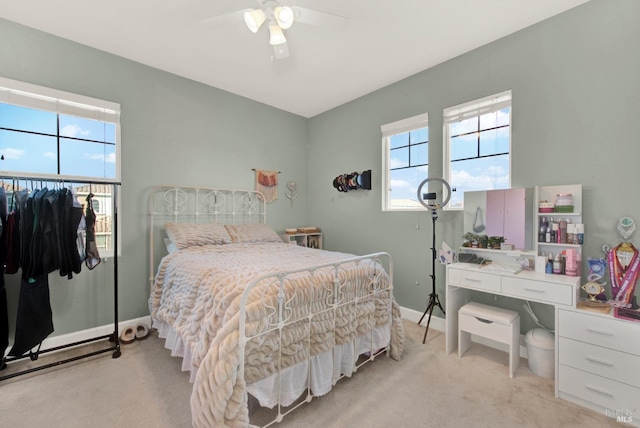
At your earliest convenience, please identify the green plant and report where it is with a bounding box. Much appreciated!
[487,236,506,249]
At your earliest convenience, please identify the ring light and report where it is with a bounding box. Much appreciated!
[416,177,451,211]
[416,176,451,344]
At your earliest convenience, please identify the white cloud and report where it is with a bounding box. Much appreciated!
[2,147,26,160]
[389,158,405,169]
[43,151,56,160]
[61,124,91,138]
[390,179,411,189]
[84,152,116,164]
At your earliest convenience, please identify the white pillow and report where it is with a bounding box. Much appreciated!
[164,222,232,249]
[224,223,283,243]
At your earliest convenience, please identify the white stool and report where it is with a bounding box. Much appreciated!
[458,302,520,378]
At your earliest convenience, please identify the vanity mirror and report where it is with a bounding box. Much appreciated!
[463,188,533,250]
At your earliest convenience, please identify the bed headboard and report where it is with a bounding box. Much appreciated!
[148,185,267,286]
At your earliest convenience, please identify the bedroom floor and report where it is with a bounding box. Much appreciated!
[0,320,618,427]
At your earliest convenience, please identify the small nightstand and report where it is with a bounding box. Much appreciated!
[280,232,323,249]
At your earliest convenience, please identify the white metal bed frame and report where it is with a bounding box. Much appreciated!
[148,185,394,427]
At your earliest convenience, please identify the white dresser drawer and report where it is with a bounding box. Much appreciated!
[447,268,500,293]
[559,337,640,387]
[501,276,572,305]
[559,310,640,356]
[559,365,640,418]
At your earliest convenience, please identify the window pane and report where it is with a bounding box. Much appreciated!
[479,128,509,157]
[450,134,477,161]
[0,129,57,174]
[410,142,428,165]
[0,103,57,134]
[60,114,114,143]
[390,132,409,149]
[410,127,428,144]
[390,147,409,169]
[479,107,510,130]
[389,165,428,209]
[450,117,477,136]
[450,155,510,207]
[59,138,116,179]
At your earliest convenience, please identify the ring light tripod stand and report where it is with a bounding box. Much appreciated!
[416,177,451,344]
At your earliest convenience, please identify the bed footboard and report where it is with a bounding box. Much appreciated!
[239,252,396,427]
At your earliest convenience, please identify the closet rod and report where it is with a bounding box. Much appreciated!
[0,174,121,186]
[0,177,121,380]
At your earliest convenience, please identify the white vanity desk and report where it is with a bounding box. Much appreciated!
[445,262,580,386]
[446,261,640,426]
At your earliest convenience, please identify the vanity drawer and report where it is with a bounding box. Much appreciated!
[447,268,500,293]
[501,276,572,305]
[559,310,640,356]
[559,337,640,386]
[559,365,640,416]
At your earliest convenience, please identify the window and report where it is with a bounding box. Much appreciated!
[443,90,511,210]
[381,112,429,211]
[0,77,120,256]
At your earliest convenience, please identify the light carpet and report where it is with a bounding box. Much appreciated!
[0,320,618,427]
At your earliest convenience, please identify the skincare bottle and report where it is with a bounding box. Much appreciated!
[546,253,553,274]
[558,220,567,244]
[576,224,584,245]
[553,253,562,274]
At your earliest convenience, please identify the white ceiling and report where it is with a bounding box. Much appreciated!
[0,0,590,118]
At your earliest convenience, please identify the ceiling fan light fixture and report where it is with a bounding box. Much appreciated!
[274,6,294,30]
[269,22,287,45]
[244,9,266,33]
[273,43,289,59]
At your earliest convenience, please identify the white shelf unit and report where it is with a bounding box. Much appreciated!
[280,232,323,250]
[534,184,583,275]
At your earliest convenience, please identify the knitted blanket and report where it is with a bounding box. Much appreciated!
[150,242,404,427]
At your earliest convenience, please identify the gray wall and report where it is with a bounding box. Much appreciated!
[1,0,638,339]
[307,0,640,331]
[0,18,309,335]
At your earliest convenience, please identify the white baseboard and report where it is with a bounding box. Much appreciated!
[16,307,529,360]
[22,315,152,353]
[400,305,529,359]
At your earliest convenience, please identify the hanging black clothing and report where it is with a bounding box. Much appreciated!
[84,193,101,270]
[8,274,54,357]
[0,187,8,360]
[8,186,85,358]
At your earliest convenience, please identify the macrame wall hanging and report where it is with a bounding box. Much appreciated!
[253,146,280,203]
[254,169,279,203]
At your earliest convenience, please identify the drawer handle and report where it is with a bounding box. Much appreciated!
[523,287,544,293]
[585,385,614,398]
[585,327,614,337]
[464,277,482,283]
[585,356,614,367]
[474,317,494,324]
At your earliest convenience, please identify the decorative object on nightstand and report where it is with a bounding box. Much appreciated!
[577,282,611,314]
[582,281,605,301]
[280,227,322,250]
[607,217,639,309]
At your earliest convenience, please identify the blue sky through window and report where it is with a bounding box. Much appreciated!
[0,102,116,180]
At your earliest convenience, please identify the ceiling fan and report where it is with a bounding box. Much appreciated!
[203,0,349,59]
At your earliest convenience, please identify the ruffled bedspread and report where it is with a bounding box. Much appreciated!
[149,242,404,427]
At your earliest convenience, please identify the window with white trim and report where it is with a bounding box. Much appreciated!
[0,77,120,256]
[381,113,429,211]
[443,90,511,210]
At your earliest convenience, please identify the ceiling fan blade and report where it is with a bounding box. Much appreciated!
[201,9,248,28]
[293,6,349,31]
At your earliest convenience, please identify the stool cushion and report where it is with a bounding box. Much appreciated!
[459,302,519,326]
